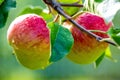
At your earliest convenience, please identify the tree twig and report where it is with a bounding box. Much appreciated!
[43,0,117,46]
[60,4,83,7]
[43,0,83,7]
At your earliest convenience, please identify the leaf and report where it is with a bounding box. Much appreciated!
[108,28,120,46]
[107,9,120,46]
[105,47,112,58]
[112,9,120,30]
[108,27,120,35]
[97,0,120,22]
[112,34,120,46]
[94,52,105,68]
[19,6,53,22]
[0,0,4,5]
[48,22,74,62]
[111,34,120,46]
[94,0,103,3]
[0,0,16,28]
[94,47,115,68]
[105,47,117,62]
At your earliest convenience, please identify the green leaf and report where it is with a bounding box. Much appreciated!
[94,0,103,3]
[94,46,114,68]
[48,22,74,62]
[94,53,105,68]
[111,34,120,46]
[0,0,16,28]
[108,28,120,46]
[112,9,120,30]
[105,47,117,62]
[0,0,4,5]
[108,27,120,35]
[19,6,53,22]
[107,9,120,46]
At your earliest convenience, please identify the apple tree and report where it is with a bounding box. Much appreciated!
[1,0,120,70]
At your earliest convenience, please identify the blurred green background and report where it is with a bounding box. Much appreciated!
[0,0,120,80]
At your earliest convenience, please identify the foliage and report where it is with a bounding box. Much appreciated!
[0,0,16,28]
[95,52,105,67]
[94,0,103,3]
[0,0,4,5]
[48,22,74,62]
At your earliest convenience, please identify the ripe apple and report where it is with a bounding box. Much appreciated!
[7,14,50,69]
[63,12,111,64]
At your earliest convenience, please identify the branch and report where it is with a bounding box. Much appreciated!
[43,0,117,46]
[43,0,83,7]
[60,4,83,7]
[60,0,83,7]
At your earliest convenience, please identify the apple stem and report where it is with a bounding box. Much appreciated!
[53,14,60,22]
[43,0,117,47]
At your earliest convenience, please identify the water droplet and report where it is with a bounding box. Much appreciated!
[12,50,15,54]
[12,39,15,43]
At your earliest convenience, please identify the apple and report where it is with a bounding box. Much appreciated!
[7,14,50,69]
[63,12,111,64]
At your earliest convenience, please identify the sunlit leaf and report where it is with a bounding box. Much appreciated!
[0,0,16,28]
[105,47,112,58]
[19,6,53,22]
[58,0,82,16]
[48,22,74,62]
[0,0,4,5]
[105,47,117,62]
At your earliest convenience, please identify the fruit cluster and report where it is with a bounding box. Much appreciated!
[7,12,111,70]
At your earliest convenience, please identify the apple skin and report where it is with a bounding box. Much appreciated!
[63,12,111,64]
[7,14,50,69]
